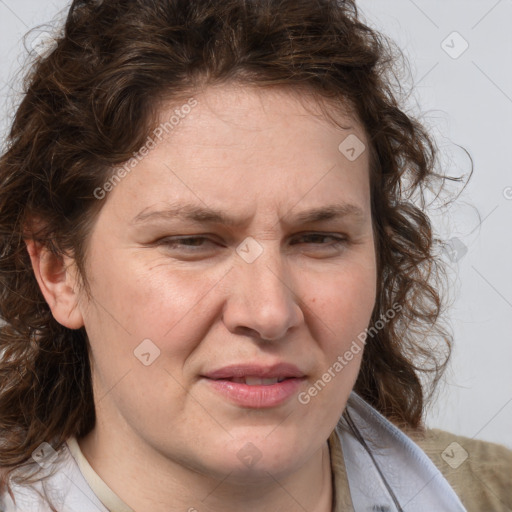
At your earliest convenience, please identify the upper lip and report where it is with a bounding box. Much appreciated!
[202,363,305,380]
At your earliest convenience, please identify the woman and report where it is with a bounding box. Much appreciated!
[0,0,510,511]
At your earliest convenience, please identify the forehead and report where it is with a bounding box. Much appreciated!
[158,83,363,145]
[103,84,371,222]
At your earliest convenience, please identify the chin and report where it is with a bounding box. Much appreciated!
[215,433,307,481]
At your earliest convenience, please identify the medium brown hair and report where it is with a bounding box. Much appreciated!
[0,0,465,504]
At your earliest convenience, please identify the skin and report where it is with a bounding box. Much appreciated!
[26,84,377,512]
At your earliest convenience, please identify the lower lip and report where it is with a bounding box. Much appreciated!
[203,377,305,408]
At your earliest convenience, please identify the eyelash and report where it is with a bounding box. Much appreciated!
[157,234,349,252]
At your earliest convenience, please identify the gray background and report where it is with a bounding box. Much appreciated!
[0,0,511,448]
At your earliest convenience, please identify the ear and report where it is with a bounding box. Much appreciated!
[24,238,85,330]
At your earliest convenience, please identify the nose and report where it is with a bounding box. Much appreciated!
[222,242,304,342]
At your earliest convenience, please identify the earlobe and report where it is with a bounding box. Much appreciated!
[24,239,85,330]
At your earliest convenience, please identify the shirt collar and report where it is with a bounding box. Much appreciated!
[335,391,467,512]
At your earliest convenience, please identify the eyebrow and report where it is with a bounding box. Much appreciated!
[131,202,366,227]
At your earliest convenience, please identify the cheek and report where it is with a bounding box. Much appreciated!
[294,266,376,440]
[85,249,225,347]
[314,262,377,339]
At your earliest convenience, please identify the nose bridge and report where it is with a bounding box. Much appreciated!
[242,241,289,301]
[225,238,302,340]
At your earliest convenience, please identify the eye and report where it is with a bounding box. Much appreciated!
[292,233,348,248]
[158,236,215,252]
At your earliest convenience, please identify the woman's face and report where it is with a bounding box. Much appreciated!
[75,84,377,480]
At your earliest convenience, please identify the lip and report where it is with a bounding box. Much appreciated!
[202,362,305,380]
[203,377,306,408]
[201,363,307,408]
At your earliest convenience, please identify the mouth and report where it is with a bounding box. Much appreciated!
[201,373,306,408]
[200,362,307,408]
[214,376,291,385]
[202,362,305,381]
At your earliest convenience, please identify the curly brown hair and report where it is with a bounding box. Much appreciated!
[0,0,465,504]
